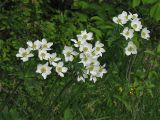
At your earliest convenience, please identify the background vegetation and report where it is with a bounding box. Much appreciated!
[0,0,160,120]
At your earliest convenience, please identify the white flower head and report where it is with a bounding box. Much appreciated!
[49,53,61,66]
[113,16,123,25]
[77,76,85,82]
[40,38,53,51]
[93,41,105,56]
[131,19,142,31]
[55,62,68,77]
[120,11,130,22]
[113,11,128,25]
[89,75,97,83]
[79,43,92,54]
[86,60,100,76]
[36,62,52,79]
[38,50,50,60]
[71,38,86,48]
[77,73,88,82]
[97,64,107,78]
[141,27,150,40]
[16,48,34,62]
[27,40,41,50]
[63,46,78,62]
[121,27,134,40]
[125,41,137,56]
[128,13,140,21]
[77,30,93,41]
[79,53,93,66]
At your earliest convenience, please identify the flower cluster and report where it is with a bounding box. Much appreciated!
[113,11,150,56]
[16,30,107,83]
[16,39,68,79]
[63,30,107,83]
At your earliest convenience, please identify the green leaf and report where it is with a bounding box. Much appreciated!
[63,108,73,120]
[132,0,141,8]
[90,16,104,22]
[114,95,132,112]
[150,2,160,21]
[142,0,157,4]
[89,27,102,39]
[144,50,155,56]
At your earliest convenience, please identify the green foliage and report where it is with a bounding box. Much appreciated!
[132,0,141,8]
[132,0,160,21]
[0,0,160,120]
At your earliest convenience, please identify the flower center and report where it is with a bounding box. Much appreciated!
[117,18,122,23]
[125,31,130,36]
[89,65,94,71]
[22,52,28,57]
[128,46,133,51]
[96,47,100,51]
[83,47,88,52]
[50,57,55,62]
[77,41,81,45]
[57,67,62,72]
[41,67,46,73]
[99,68,103,72]
[32,44,37,49]
[41,53,46,57]
[66,52,71,57]
[84,56,88,61]
[83,34,88,39]
[92,52,96,56]
[125,16,128,20]
[42,44,48,48]
[142,32,146,37]
[133,24,137,29]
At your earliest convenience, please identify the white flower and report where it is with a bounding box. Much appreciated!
[40,38,53,50]
[89,75,97,83]
[86,64,99,76]
[90,50,99,59]
[27,40,41,50]
[38,50,50,60]
[79,43,92,54]
[128,13,139,21]
[16,48,34,62]
[63,46,78,62]
[55,62,68,77]
[71,38,86,48]
[77,76,85,82]
[36,62,52,79]
[93,41,105,56]
[49,53,61,66]
[125,41,137,56]
[120,27,134,40]
[131,19,142,31]
[97,64,107,78]
[77,30,93,41]
[112,16,123,25]
[77,73,88,82]
[120,11,130,22]
[113,11,128,25]
[141,27,150,40]
[79,53,92,66]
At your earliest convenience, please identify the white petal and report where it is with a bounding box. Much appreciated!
[59,72,64,77]
[62,67,68,73]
